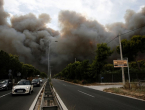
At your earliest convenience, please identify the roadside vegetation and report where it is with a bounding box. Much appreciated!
[0,50,47,80]
[104,82,145,100]
[54,35,145,84]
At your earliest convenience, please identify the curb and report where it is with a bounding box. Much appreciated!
[102,91,145,102]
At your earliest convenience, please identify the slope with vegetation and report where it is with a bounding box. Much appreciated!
[54,35,145,84]
[0,50,47,80]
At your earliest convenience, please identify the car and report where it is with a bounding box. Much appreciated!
[0,79,13,90]
[32,79,41,87]
[38,78,43,83]
[12,80,33,95]
[20,79,26,81]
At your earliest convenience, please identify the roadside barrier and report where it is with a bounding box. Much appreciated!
[33,79,63,110]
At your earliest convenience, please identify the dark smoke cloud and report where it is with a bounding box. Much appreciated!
[0,0,9,25]
[0,0,145,74]
[11,13,51,32]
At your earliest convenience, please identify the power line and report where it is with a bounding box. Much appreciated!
[120,25,145,36]
[107,35,118,44]
[107,25,145,44]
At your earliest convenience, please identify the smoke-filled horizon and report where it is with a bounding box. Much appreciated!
[0,0,145,74]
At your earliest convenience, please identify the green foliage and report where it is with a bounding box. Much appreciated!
[40,72,47,78]
[103,64,114,71]
[116,35,145,61]
[54,43,114,83]
[95,43,114,62]
[0,50,42,79]
[90,43,114,81]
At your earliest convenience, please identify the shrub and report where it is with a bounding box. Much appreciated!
[81,80,87,85]
[131,83,138,90]
[124,81,130,89]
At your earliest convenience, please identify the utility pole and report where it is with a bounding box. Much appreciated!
[119,34,125,85]
[48,41,50,79]
[127,58,130,83]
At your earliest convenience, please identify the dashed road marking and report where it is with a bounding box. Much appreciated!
[78,90,94,97]
[0,92,11,98]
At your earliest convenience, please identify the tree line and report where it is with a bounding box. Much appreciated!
[0,50,47,79]
[54,35,145,83]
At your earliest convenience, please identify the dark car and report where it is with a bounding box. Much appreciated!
[38,78,43,83]
[20,79,27,81]
[0,79,13,90]
[32,79,40,87]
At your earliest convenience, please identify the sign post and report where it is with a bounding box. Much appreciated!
[113,60,128,85]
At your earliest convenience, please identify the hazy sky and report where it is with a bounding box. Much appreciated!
[3,0,145,30]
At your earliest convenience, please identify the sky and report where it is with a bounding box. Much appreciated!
[3,0,145,31]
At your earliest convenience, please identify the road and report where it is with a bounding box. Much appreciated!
[0,79,46,110]
[52,79,145,110]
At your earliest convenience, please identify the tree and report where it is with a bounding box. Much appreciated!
[91,43,114,81]
[116,35,145,70]
[40,72,47,78]
[0,50,10,75]
[103,64,114,71]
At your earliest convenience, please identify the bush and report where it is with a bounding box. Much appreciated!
[131,83,138,90]
[81,80,87,85]
[124,81,130,89]
[72,79,79,83]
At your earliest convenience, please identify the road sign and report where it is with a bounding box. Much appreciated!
[113,60,128,67]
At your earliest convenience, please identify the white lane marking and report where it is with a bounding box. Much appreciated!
[29,81,47,110]
[53,86,68,110]
[78,90,95,98]
[0,92,11,98]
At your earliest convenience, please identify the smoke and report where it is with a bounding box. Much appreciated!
[0,0,9,25]
[0,0,145,74]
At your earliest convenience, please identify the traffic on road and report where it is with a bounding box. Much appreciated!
[0,78,46,110]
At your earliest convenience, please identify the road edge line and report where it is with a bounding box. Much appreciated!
[102,91,145,102]
[60,79,145,102]
[29,81,47,110]
[52,86,68,110]
[83,86,145,102]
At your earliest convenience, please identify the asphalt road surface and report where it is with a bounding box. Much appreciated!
[52,79,145,110]
[0,79,46,110]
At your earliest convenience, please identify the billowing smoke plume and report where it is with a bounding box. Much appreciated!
[0,0,145,74]
[0,0,9,25]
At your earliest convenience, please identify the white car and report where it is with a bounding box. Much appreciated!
[12,80,33,95]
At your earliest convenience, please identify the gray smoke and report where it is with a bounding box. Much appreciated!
[0,0,9,25]
[0,0,145,74]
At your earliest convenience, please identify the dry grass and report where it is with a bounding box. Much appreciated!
[104,87,145,100]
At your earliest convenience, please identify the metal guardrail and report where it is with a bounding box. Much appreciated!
[36,80,63,110]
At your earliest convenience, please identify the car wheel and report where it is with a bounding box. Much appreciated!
[11,93,14,96]
[29,89,31,95]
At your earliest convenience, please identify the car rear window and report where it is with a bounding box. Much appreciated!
[32,79,39,81]
[17,81,30,85]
